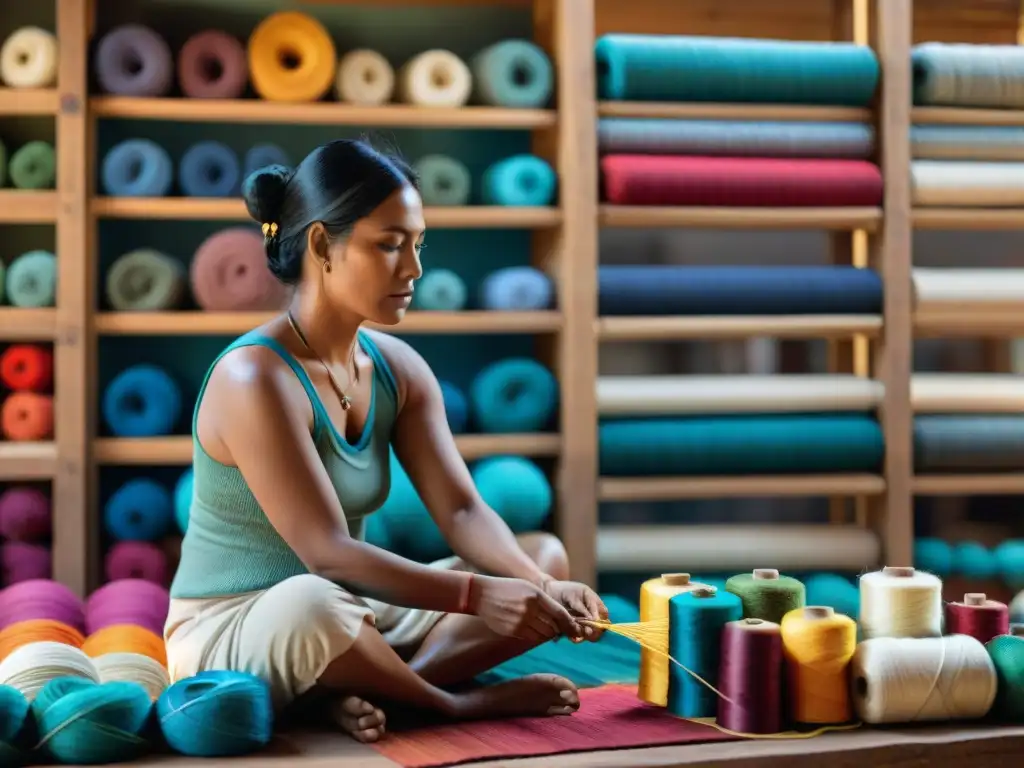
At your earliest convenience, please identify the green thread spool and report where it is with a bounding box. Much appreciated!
[987,627,1024,722]
[726,569,806,625]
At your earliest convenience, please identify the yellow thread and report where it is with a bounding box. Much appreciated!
[780,607,857,725]
[637,574,709,706]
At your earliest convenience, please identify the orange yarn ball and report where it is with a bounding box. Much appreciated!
[0,618,85,662]
[82,623,167,667]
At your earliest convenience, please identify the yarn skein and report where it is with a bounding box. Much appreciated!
[93,653,170,702]
[0,642,99,702]
[83,624,167,667]
[946,593,1010,645]
[637,573,710,707]
[780,606,857,725]
[851,635,997,724]
[986,633,1024,722]
[0,685,29,764]
[716,618,783,735]
[667,587,743,718]
[725,569,806,625]
[0,620,85,663]
[859,566,943,640]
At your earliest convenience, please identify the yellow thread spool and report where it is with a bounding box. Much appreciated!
[780,606,857,725]
[638,573,708,706]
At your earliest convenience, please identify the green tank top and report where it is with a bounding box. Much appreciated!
[170,329,398,599]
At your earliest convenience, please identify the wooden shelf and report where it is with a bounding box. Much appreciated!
[596,315,882,341]
[913,107,1024,126]
[0,191,58,223]
[0,309,57,341]
[600,205,882,231]
[598,474,886,502]
[598,101,872,123]
[91,198,562,228]
[913,475,1024,496]
[913,209,1024,230]
[915,308,1024,337]
[0,442,57,480]
[91,97,555,129]
[94,433,561,465]
[0,88,60,115]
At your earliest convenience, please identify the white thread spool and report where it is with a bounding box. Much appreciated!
[859,566,943,640]
[397,50,472,108]
[335,49,394,106]
[0,27,58,88]
[851,635,997,724]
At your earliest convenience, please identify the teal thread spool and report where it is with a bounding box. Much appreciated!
[725,569,806,625]
[986,627,1024,722]
[0,685,30,765]
[667,586,743,719]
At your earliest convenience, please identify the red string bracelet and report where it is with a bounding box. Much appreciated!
[458,573,474,614]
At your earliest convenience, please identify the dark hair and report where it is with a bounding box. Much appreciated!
[242,139,418,284]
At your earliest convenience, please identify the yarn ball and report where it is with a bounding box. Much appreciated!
[0,579,87,633]
[93,653,170,702]
[0,641,100,702]
[987,634,1024,722]
[86,579,170,637]
[995,540,1024,589]
[0,685,29,763]
[914,538,953,577]
[0,487,51,541]
[376,451,446,561]
[952,541,998,579]
[157,670,273,757]
[471,456,552,532]
[33,677,152,763]
[83,624,167,667]
[438,380,469,434]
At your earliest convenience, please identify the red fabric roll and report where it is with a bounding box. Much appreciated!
[0,345,53,392]
[601,155,884,207]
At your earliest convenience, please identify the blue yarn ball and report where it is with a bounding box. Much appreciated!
[471,456,552,532]
[157,671,273,757]
[104,478,174,542]
[914,538,953,577]
[174,469,194,534]
[952,541,998,579]
[34,677,152,764]
[995,540,1024,589]
[377,451,448,562]
[0,685,29,764]
[469,358,558,434]
[439,380,469,434]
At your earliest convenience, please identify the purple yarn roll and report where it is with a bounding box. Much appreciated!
[0,487,51,541]
[2,542,52,585]
[104,541,168,586]
[0,578,86,632]
[86,578,170,636]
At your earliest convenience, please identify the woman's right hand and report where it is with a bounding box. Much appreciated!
[469,575,582,643]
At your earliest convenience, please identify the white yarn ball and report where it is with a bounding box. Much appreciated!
[93,652,169,701]
[859,566,943,640]
[0,641,99,702]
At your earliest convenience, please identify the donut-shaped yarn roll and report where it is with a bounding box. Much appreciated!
[471,40,554,108]
[0,579,86,633]
[397,50,472,108]
[470,358,558,433]
[190,227,289,311]
[247,11,337,103]
[85,579,170,637]
[336,49,395,106]
[2,543,52,584]
[244,144,290,179]
[178,141,240,198]
[105,542,169,586]
[5,251,56,308]
[0,345,53,392]
[480,266,554,311]
[0,487,51,542]
[101,365,182,438]
[94,25,173,97]
[101,139,173,197]
[413,155,471,206]
[439,381,469,434]
[8,142,55,190]
[0,27,58,88]
[104,478,174,543]
[105,249,186,312]
[177,30,247,99]
[1,393,54,441]
[482,155,557,206]
[414,269,467,311]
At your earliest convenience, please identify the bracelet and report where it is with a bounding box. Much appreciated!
[457,573,474,614]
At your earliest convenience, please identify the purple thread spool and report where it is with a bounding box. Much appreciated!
[0,487,51,541]
[86,578,170,636]
[2,542,52,585]
[104,541,169,586]
[0,578,86,632]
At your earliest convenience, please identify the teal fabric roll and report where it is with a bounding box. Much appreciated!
[596,35,879,106]
[599,414,884,476]
[915,415,1024,472]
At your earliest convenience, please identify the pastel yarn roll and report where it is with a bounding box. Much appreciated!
[0,344,53,392]
[8,141,55,189]
[1,542,52,585]
[0,487,51,541]
[105,249,186,311]
[5,250,56,308]
[0,641,99,702]
[0,27,58,88]
[190,227,289,311]
[0,685,29,763]
[83,624,167,667]
[179,140,241,198]
[104,478,174,542]
[86,579,170,637]
[101,139,174,197]
[94,24,173,97]
[637,573,709,706]
[413,155,471,206]
[105,541,169,586]
[482,154,557,206]
[93,653,169,701]
[247,11,336,102]
[397,49,472,108]
[471,40,553,108]
[0,620,84,663]
[335,49,395,106]
[414,269,467,311]
[1,392,54,441]
[0,580,86,633]
[479,266,554,311]
[177,30,247,99]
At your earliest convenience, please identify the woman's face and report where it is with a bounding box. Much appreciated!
[321,184,426,325]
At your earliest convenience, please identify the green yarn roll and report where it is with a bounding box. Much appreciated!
[986,634,1024,722]
[9,141,56,190]
[0,685,30,765]
[725,569,806,625]
[595,35,879,106]
[105,249,186,311]
[5,250,56,308]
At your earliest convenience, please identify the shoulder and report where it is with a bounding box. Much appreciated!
[205,339,308,419]
[361,329,438,410]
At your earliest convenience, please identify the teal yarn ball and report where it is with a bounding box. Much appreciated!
[33,677,152,764]
[995,540,1024,589]
[952,541,998,579]
[174,468,193,534]
[986,634,1024,722]
[377,450,448,562]
[0,685,30,765]
[914,538,953,576]
[472,456,552,532]
[157,670,273,757]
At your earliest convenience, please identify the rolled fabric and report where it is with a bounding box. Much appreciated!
[8,141,55,190]
[479,266,554,311]
[105,249,186,312]
[94,24,173,97]
[0,393,54,441]
[101,365,182,438]
[471,40,553,108]
[190,227,289,311]
[177,29,247,99]
[0,27,58,88]
[397,50,472,107]
[5,250,56,308]
[0,345,53,392]
[101,139,174,197]
[178,141,240,198]
[335,49,394,106]
[414,269,467,311]
[247,11,336,103]
[105,542,169,586]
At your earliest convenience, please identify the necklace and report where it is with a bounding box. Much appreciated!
[286,311,355,411]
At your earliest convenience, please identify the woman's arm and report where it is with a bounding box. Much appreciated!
[383,338,552,587]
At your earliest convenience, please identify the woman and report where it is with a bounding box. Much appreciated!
[164,139,608,744]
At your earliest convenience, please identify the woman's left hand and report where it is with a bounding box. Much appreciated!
[542,580,608,642]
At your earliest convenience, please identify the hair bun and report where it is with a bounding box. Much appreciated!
[242,164,290,226]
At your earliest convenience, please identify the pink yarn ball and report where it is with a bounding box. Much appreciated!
[2,542,52,585]
[104,541,169,586]
[0,486,51,541]
[86,578,170,636]
[0,578,86,632]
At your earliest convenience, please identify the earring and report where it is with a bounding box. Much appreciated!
[323,260,331,273]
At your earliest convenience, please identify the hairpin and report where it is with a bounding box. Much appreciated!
[261,222,279,238]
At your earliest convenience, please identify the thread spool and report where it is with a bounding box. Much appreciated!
[859,566,942,640]
[852,635,997,724]
[83,623,167,667]
[946,593,1010,645]
[725,569,806,625]
[986,633,1024,722]
[667,586,743,719]
[780,606,857,725]
[637,573,709,706]
[716,618,783,734]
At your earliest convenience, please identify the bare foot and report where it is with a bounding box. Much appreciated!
[452,674,580,719]
[331,695,387,743]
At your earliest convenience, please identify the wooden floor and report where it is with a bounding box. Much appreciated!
[110,724,1024,767]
